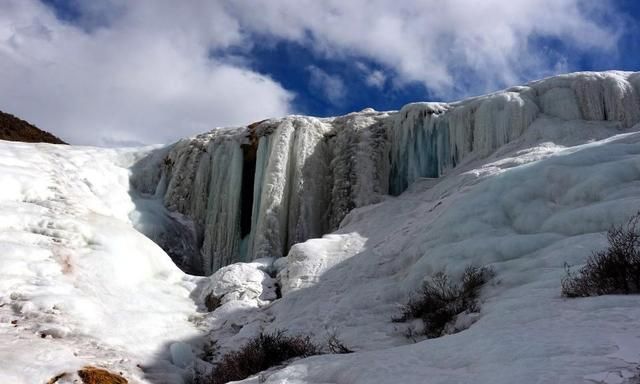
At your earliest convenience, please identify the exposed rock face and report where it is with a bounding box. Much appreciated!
[0,110,66,144]
[77,367,128,384]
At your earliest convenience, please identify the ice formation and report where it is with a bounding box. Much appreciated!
[389,71,640,193]
[149,112,390,274]
[198,259,278,306]
[135,71,640,274]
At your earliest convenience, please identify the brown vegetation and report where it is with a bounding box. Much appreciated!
[562,212,640,297]
[395,265,495,338]
[200,330,321,384]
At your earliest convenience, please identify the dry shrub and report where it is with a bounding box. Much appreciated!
[396,265,494,338]
[326,332,353,354]
[563,212,640,297]
[202,330,321,384]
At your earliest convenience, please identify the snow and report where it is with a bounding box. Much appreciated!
[170,342,195,369]
[0,142,202,383]
[198,259,277,306]
[243,123,640,384]
[2,71,640,383]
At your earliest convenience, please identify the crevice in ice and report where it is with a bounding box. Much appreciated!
[240,121,261,238]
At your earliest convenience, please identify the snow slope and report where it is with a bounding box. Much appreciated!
[1,71,640,383]
[0,142,203,383]
[189,72,640,383]
[250,121,640,384]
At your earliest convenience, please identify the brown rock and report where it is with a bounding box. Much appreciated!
[46,372,68,384]
[77,366,128,384]
[0,110,67,144]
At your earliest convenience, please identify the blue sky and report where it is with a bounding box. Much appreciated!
[221,0,640,117]
[0,1,639,145]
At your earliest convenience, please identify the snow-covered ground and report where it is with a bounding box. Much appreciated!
[0,142,204,383]
[250,120,640,384]
[2,71,640,383]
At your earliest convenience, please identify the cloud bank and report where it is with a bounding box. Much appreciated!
[229,0,622,94]
[0,0,625,145]
[0,1,293,145]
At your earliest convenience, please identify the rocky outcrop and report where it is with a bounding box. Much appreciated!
[0,110,66,144]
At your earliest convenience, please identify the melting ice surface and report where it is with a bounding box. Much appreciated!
[137,71,640,274]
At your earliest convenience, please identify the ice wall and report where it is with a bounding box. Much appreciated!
[138,71,640,274]
[154,111,390,274]
[246,117,332,260]
[156,128,246,274]
[388,93,539,194]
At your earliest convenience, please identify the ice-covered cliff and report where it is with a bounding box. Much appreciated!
[390,71,640,193]
[142,112,390,275]
[135,71,640,275]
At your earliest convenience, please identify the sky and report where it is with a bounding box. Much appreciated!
[0,0,639,146]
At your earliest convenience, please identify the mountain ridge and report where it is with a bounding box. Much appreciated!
[0,110,67,145]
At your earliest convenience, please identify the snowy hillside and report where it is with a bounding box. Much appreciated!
[0,143,204,383]
[1,71,640,383]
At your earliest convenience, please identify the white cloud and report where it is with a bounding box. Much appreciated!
[355,62,386,89]
[226,0,623,98]
[306,65,346,105]
[0,1,625,145]
[366,70,387,89]
[0,0,292,145]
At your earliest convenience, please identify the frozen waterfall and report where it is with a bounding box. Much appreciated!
[135,71,640,274]
[152,111,390,274]
[389,71,640,193]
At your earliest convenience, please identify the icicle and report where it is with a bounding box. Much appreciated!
[161,128,246,273]
[245,134,271,260]
[200,139,244,274]
[249,119,297,259]
[247,117,332,259]
[539,87,581,121]
[285,118,331,249]
[389,92,538,194]
[245,113,388,260]
[531,71,640,127]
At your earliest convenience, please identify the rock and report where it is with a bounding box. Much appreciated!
[77,366,127,384]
